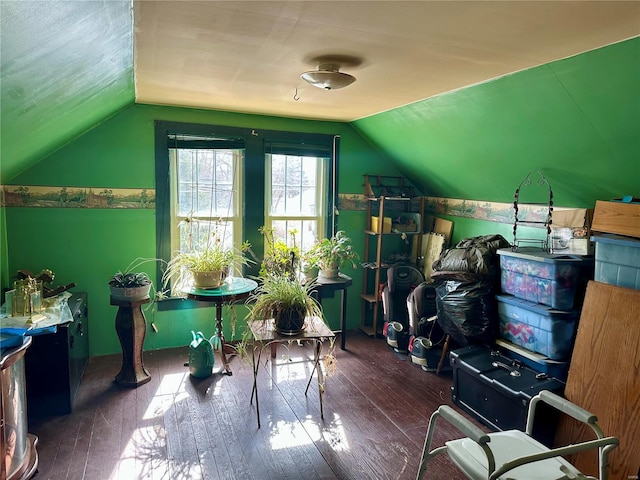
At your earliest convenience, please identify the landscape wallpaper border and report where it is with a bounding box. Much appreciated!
[337,193,552,225]
[1,185,155,209]
[1,184,550,225]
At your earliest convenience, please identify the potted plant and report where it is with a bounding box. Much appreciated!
[163,242,251,291]
[306,230,359,280]
[246,274,323,335]
[108,258,158,301]
[256,226,301,280]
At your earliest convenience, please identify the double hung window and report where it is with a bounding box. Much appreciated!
[155,121,338,304]
[265,150,327,253]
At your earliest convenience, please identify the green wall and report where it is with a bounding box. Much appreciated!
[6,104,389,356]
[353,37,640,228]
[6,39,639,357]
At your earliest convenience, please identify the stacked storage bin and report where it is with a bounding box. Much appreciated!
[591,234,640,290]
[590,199,640,290]
[494,247,593,380]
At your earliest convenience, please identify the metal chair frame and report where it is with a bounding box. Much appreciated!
[416,390,619,480]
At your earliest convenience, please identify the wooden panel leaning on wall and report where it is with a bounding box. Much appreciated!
[556,281,640,479]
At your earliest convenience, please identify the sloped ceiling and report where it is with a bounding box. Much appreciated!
[0,0,134,182]
[1,1,639,182]
[134,1,640,122]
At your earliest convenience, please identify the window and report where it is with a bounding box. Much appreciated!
[265,153,327,253]
[170,145,242,255]
[155,121,339,306]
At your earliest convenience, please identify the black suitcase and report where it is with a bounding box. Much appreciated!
[450,345,565,446]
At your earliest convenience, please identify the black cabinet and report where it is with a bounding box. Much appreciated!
[25,292,89,418]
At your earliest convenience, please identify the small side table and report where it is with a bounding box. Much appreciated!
[249,316,335,428]
[187,277,258,376]
[111,296,151,387]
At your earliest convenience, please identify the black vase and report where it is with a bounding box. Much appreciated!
[274,308,306,336]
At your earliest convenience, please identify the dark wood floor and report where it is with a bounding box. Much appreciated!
[28,330,482,480]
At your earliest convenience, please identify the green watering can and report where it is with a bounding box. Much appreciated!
[188,331,217,378]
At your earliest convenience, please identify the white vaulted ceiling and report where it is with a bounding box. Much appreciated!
[133,1,640,121]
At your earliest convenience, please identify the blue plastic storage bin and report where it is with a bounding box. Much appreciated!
[497,247,590,310]
[592,234,640,290]
[496,294,579,360]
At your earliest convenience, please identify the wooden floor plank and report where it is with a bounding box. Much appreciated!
[28,330,480,479]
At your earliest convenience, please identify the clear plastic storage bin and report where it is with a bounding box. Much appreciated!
[497,247,590,310]
[592,234,640,290]
[496,294,579,360]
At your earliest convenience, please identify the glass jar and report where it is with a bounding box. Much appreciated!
[12,278,42,317]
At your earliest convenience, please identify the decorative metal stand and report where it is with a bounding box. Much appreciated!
[512,170,553,251]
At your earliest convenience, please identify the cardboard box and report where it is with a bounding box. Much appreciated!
[392,213,421,233]
[371,215,391,233]
[592,200,640,239]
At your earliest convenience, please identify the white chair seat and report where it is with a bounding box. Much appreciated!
[446,430,582,480]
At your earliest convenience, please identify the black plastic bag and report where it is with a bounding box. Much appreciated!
[434,272,498,346]
[432,234,510,275]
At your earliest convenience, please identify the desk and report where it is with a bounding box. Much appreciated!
[249,316,334,428]
[187,277,258,376]
[311,273,352,350]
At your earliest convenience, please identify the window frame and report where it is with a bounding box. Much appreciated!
[264,151,328,254]
[154,121,339,310]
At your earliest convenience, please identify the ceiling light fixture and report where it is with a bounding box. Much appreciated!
[301,62,356,90]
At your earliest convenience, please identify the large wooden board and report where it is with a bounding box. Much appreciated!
[556,281,640,478]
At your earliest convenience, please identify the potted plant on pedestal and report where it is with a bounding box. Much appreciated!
[108,258,161,301]
[306,230,359,280]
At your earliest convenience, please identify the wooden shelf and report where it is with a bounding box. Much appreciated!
[360,293,377,303]
[360,193,425,338]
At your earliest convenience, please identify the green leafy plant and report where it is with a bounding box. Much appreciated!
[163,242,251,292]
[108,257,164,287]
[247,274,322,323]
[305,230,359,272]
[108,257,169,306]
[108,271,151,288]
[238,274,336,375]
[256,226,301,279]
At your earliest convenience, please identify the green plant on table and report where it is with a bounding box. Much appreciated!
[246,274,322,324]
[238,273,336,373]
[305,230,359,272]
[256,226,301,280]
[163,236,251,293]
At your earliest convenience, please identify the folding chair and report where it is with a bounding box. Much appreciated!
[417,390,618,480]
